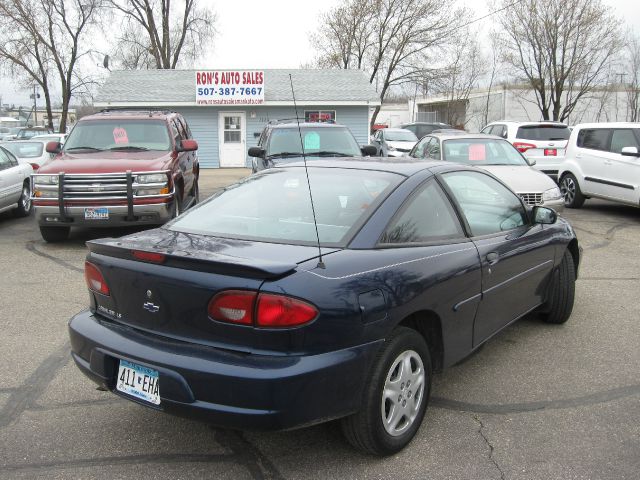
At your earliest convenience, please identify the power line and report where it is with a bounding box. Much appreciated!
[456,0,527,31]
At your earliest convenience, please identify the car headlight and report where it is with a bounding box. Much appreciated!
[137,173,168,184]
[34,175,59,185]
[543,187,562,201]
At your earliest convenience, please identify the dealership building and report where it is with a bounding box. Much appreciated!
[95,69,380,168]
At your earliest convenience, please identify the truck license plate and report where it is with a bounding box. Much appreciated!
[84,207,109,220]
[116,360,160,405]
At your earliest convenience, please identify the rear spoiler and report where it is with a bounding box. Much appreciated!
[86,238,297,280]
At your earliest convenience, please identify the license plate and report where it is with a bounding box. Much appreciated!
[116,360,160,405]
[84,207,109,220]
[544,149,557,156]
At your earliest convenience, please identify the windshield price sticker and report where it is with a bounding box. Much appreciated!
[196,70,265,105]
[304,132,321,150]
[113,127,129,144]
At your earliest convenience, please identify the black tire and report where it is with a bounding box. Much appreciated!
[341,327,432,455]
[39,225,70,243]
[560,173,585,208]
[14,181,32,217]
[542,249,576,324]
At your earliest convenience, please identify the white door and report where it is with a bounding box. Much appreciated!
[218,112,246,167]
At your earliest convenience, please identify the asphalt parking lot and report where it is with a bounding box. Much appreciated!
[1,169,638,480]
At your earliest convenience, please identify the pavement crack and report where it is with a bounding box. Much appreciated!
[215,429,285,480]
[473,414,506,480]
[25,240,84,273]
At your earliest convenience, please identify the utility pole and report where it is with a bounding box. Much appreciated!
[30,85,40,126]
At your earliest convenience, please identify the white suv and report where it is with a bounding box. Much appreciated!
[481,121,571,182]
[558,123,640,208]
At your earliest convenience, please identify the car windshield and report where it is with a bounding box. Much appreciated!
[385,130,418,142]
[63,119,171,152]
[2,141,44,158]
[267,127,361,158]
[442,139,528,166]
[170,167,402,246]
[516,125,570,141]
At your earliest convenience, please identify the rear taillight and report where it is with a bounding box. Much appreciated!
[85,261,110,296]
[208,291,318,328]
[513,142,536,153]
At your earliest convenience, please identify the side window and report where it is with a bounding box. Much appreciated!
[426,138,441,159]
[0,148,12,170]
[380,179,464,244]
[441,171,527,236]
[610,129,639,154]
[177,117,190,139]
[411,137,430,158]
[481,125,493,134]
[577,128,610,151]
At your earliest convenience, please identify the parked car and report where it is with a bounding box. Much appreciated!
[370,128,418,156]
[0,145,33,217]
[32,133,67,145]
[0,127,22,141]
[481,121,571,182]
[68,159,580,455]
[408,133,564,211]
[248,120,376,173]
[15,126,54,140]
[31,109,200,242]
[400,122,454,139]
[558,122,640,209]
[1,140,53,170]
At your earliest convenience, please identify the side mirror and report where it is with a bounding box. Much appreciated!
[621,146,640,157]
[533,206,557,224]
[46,141,61,154]
[248,146,265,158]
[176,139,198,152]
[526,157,537,166]
[361,145,378,156]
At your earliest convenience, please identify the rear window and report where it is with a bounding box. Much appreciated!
[385,130,418,142]
[267,127,361,157]
[516,125,570,141]
[442,139,527,166]
[170,167,402,246]
[63,119,171,152]
[2,141,44,158]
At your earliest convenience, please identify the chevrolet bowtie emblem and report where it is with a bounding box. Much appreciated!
[143,302,160,313]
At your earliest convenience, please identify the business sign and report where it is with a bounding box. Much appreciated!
[195,70,265,105]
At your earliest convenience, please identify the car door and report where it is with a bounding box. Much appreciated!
[0,147,23,208]
[574,128,611,197]
[440,170,556,346]
[600,128,640,204]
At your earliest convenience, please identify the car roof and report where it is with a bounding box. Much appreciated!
[401,122,451,126]
[429,132,505,141]
[488,120,568,127]
[80,110,177,121]
[275,157,457,176]
[571,122,640,129]
[270,122,346,129]
[382,128,414,133]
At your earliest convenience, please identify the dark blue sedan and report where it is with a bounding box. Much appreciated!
[69,159,580,455]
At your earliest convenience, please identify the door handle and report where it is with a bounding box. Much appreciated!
[486,252,499,265]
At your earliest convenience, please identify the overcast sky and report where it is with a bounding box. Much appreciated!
[1,0,638,107]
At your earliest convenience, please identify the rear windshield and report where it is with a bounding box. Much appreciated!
[2,141,44,158]
[385,130,418,142]
[267,127,361,158]
[442,139,527,166]
[516,125,570,141]
[63,119,171,152]
[170,167,402,246]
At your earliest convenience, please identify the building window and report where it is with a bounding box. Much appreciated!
[304,110,336,123]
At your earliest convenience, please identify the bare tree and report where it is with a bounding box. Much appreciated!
[108,0,216,69]
[430,31,487,127]
[311,0,465,131]
[626,33,640,122]
[0,0,104,132]
[496,0,622,122]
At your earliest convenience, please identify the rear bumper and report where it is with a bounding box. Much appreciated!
[35,202,174,227]
[68,310,381,430]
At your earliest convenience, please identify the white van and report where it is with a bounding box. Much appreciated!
[558,123,640,208]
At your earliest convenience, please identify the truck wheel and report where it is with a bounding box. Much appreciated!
[39,226,70,243]
[341,327,431,455]
[541,249,576,324]
[560,174,585,208]
[14,181,33,217]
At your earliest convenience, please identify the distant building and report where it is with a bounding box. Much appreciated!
[410,84,635,132]
[94,69,380,168]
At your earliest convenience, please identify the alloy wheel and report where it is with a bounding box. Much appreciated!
[561,177,575,205]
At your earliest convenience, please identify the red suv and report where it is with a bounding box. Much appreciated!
[32,110,199,242]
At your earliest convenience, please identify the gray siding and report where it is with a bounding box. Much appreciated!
[178,105,370,168]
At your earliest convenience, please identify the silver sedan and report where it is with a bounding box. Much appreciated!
[0,145,33,217]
